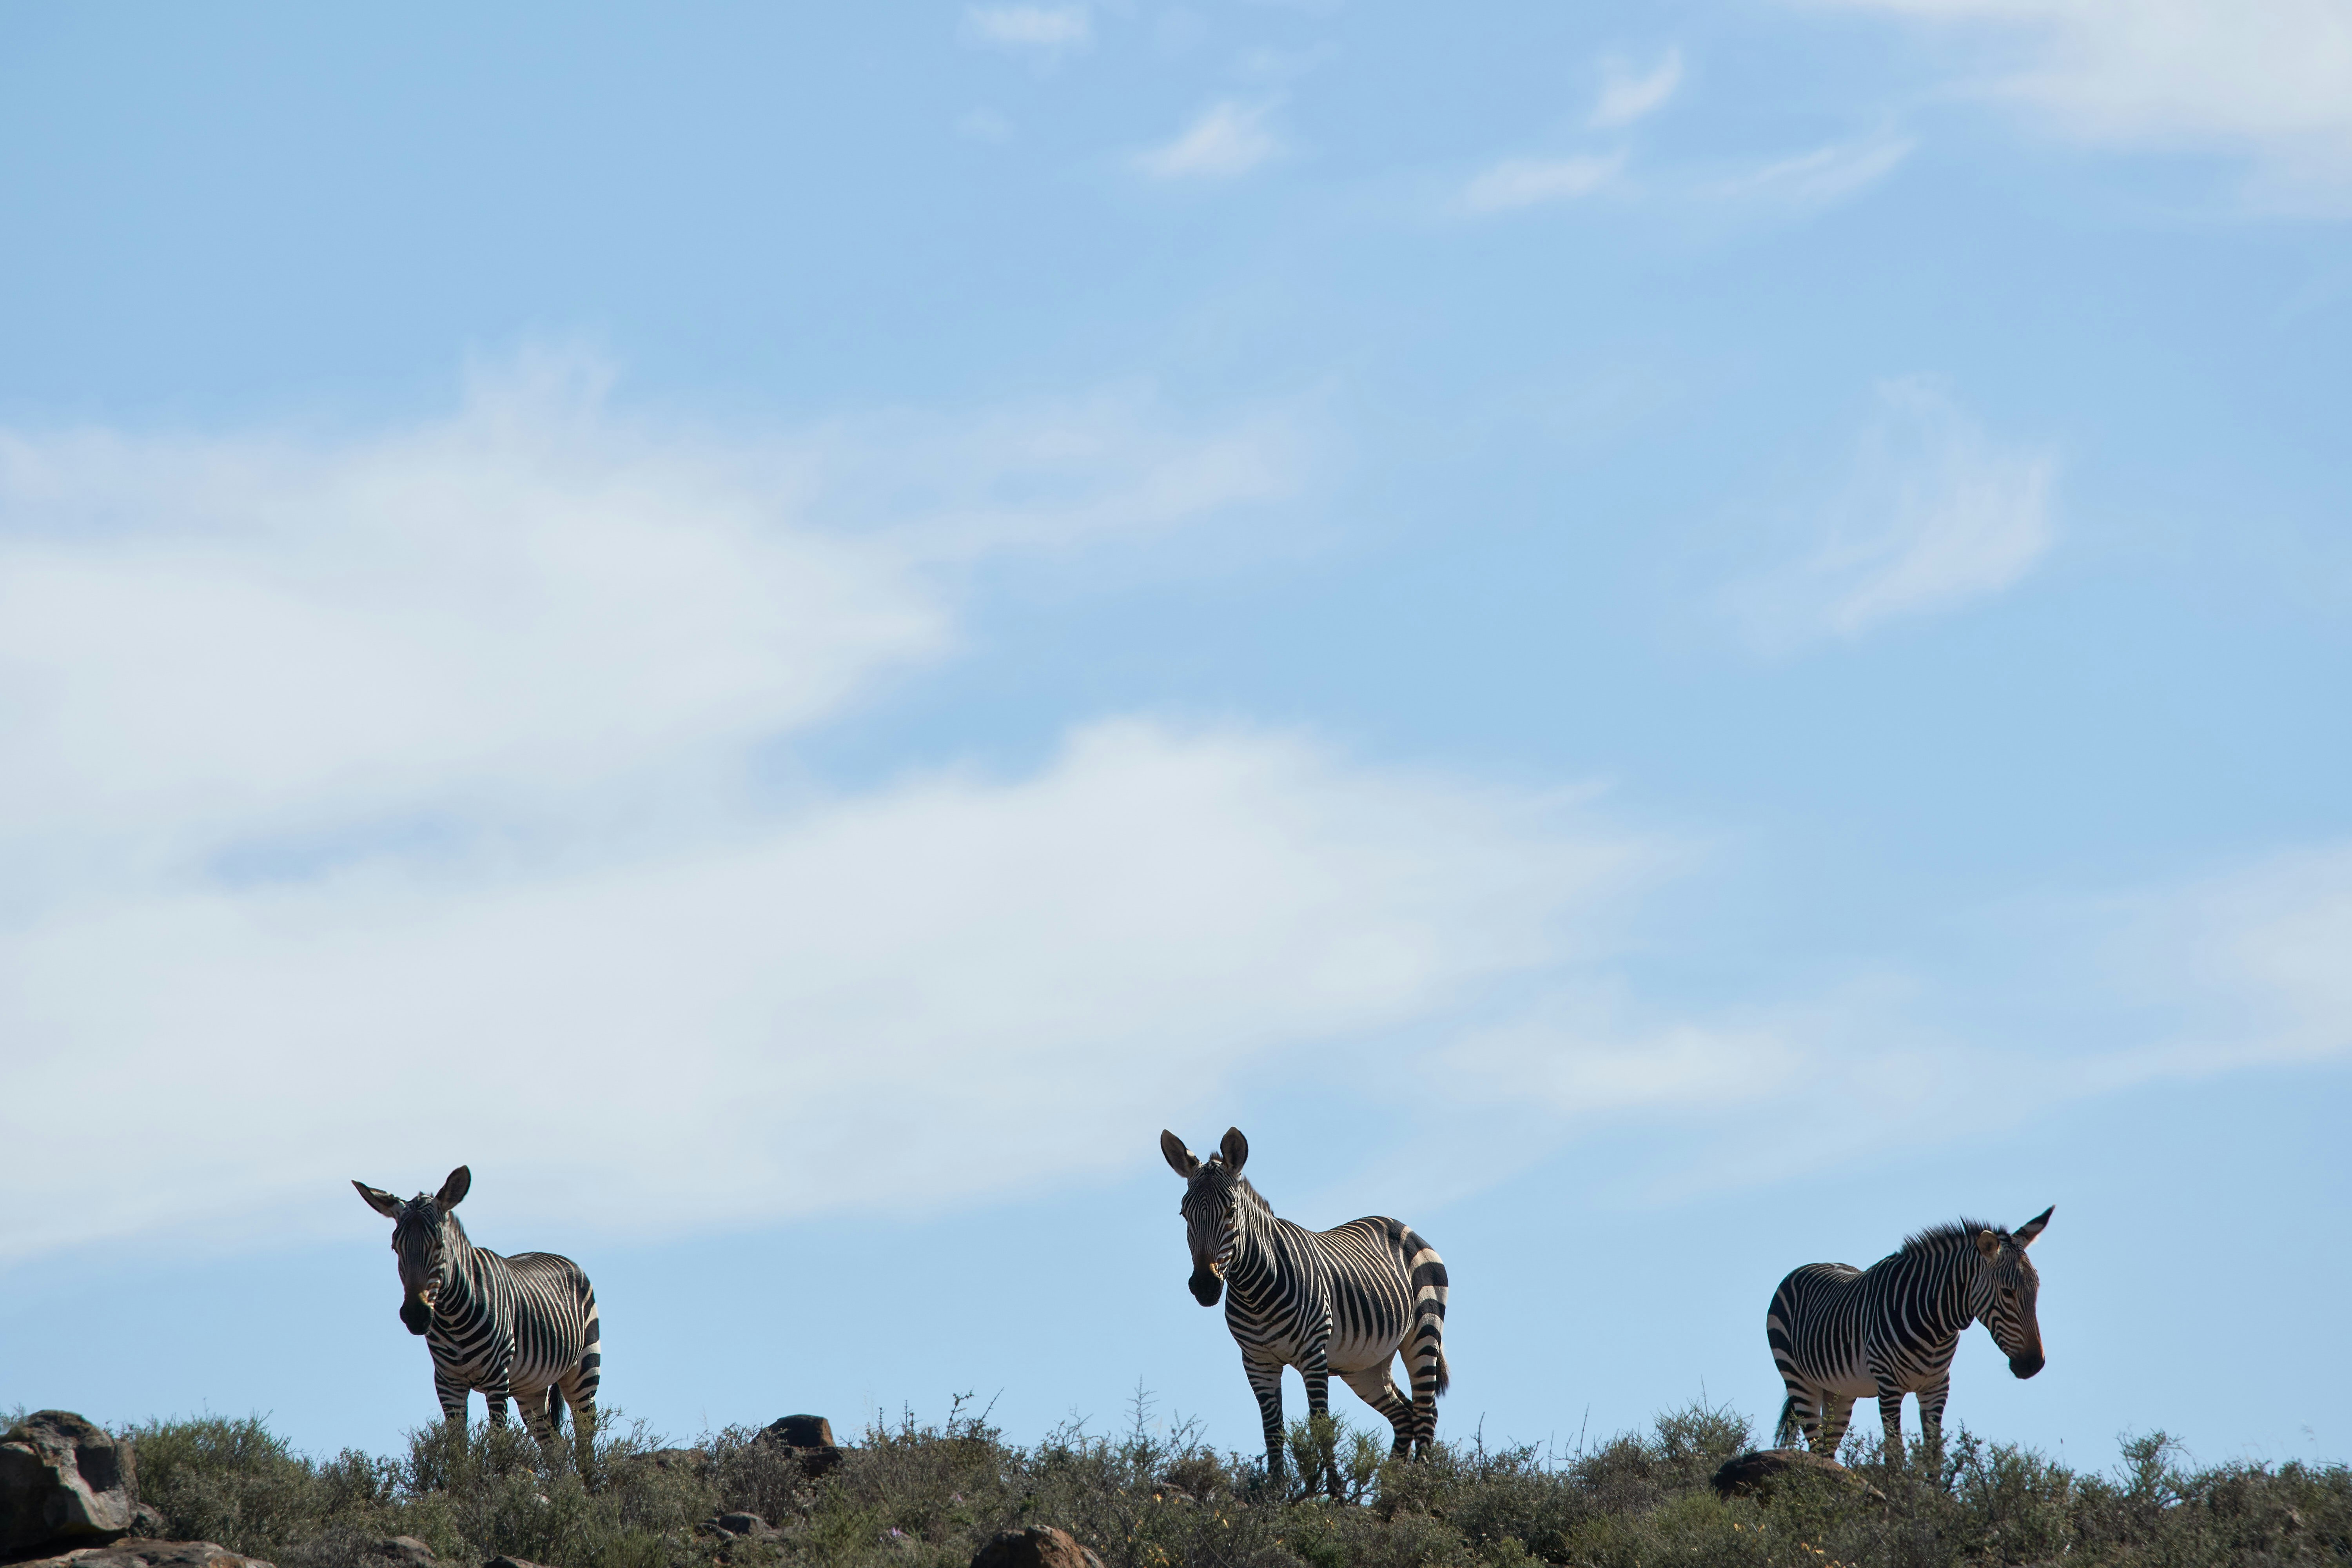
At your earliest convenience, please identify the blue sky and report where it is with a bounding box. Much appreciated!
[2,2,2348,1476]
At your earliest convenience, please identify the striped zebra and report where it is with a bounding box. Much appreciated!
[1766,1207,2052,1465]
[354,1166,602,1466]
[1160,1128,1449,1495]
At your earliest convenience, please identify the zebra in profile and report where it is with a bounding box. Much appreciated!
[1160,1128,1449,1495]
[1767,1207,2052,1465]
[354,1166,602,1466]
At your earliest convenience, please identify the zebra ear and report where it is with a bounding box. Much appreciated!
[1975,1228,2002,1260]
[2014,1206,2053,1247]
[1160,1131,1201,1179]
[354,1181,404,1219]
[1220,1127,1249,1174]
[437,1166,472,1209]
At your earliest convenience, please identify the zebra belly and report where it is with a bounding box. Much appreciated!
[1327,1325,1405,1375]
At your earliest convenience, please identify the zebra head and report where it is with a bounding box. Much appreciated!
[1969,1205,2053,1379]
[1160,1127,1250,1308]
[354,1165,472,1336]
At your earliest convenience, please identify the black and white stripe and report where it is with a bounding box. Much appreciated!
[1766,1207,2051,1463]
[1161,1127,1449,1494]
[356,1166,603,1463]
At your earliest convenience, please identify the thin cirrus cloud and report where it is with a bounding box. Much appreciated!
[0,353,1660,1262]
[1728,378,2055,646]
[1818,0,2352,206]
[1715,131,1915,209]
[1462,151,1626,213]
[962,3,1091,58]
[1590,48,1684,129]
[1136,101,1283,180]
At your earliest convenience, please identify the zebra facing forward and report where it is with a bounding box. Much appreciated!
[354,1166,602,1466]
[1767,1207,2052,1465]
[1160,1127,1448,1495]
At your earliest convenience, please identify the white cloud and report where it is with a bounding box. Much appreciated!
[1715,132,1914,207]
[2073,842,2352,1088]
[1463,152,1626,213]
[1730,379,2055,644]
[0,359,1659,1261]
[1818,0,2352,204]
[963,4,1092,58]
[1137,101,1283,180]
[1591,49,1684,129]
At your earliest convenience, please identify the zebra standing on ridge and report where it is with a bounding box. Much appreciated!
[1160,1128,1449,1495]
[354,1166,602,1466]
[1767,1207,2052,1465]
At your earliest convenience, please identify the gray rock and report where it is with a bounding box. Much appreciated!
[968,1526,1103,1568]
[1710,1448,1886,1504]
[0,1411,140,1557]
[13,1541,272,1568]
[703,1512,775,1541]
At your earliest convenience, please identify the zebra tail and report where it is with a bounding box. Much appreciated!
[1404,1226,1450,1399]
[1773,1396,1798,1448]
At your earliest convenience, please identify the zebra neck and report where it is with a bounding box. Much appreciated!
[1221,1191,1288,1305]
[1904,1243,1980,1341]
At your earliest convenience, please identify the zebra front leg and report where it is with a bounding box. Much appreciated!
[434,1370,471,1430]
[1339,1363,1414,1459]
[1245,1356,1287,1485]
[1877,1388,1907,1466]
[1918,1375,1951,1478]
[1301,1361,1342,1500]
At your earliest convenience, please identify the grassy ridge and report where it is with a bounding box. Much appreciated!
[67,1400,2352,1568]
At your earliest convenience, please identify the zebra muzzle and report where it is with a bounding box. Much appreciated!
[1187,1268,1223,1307]
[401,1297,434,1335]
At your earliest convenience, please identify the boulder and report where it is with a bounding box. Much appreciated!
[761,1417,833,1449]
[1710,1448,1885,1504]
[12,1542,271,1568]
[702,1513,775,1542]
[968,1526,1103,1568]
[1,1412,140,1557]
[759,1416,842,1479]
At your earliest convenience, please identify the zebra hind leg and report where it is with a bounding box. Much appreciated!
[1339,1363,1414,1460]
[1815,1394,1855,1457]
[558,1367,599,1478]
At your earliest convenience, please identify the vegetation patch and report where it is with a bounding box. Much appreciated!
[67,1399,2352,1568]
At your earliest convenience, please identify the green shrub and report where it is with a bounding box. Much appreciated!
[90,1399,2351,1568]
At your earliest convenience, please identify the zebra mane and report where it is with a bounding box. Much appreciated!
[1900,1217,2002,1256]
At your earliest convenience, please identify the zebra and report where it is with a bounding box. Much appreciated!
[354,1165,602,1466]
[1160,1127,1448,1495]
[1766,1207,2052,1466]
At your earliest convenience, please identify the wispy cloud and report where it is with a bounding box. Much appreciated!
[1591,48,1684,129]
[1136,101,1283,180]
[0,354,1658,1261]
[962,4,1092,60]
[1716,132,1914,208]
[1462,151,1626,213]
[1729,379,2055,645]
[1818,0,2352,207]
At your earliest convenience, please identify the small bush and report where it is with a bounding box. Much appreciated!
[96,1399,2352,1568]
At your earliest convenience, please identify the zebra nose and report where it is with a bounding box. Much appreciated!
[2010,1350,2044,1379]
